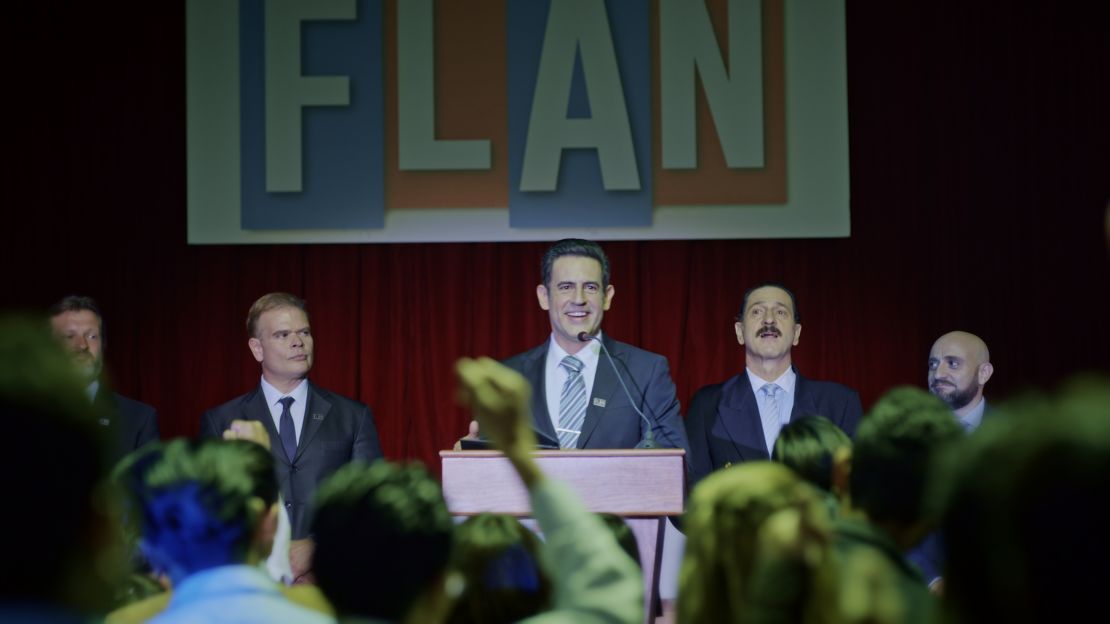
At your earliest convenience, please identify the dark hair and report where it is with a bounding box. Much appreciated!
[312,461,454,621]
[48,294,106,342]
[772,415,851,492]
[447,514,552,624]
[737,282,801,323]
[1,316,111,606]
[246,292,308,338]
[131,439,278,581]
[938,377,1110,623]
[850,387,962,526]
[540,239,611,289]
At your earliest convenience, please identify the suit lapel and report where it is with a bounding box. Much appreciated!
[92,386,115,428]
[242,388,285,464]
[791,370,814,422]
[718,373,771,461]
[578,336,621,448]
[296,383,331,461]
[522,346,559,447]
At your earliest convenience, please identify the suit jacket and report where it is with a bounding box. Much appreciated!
[200,382,382,539]
[94,388,160,467]
[686,370,862,485]
[503,336,689,454]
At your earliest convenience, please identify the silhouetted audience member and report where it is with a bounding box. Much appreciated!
[835,387,963,624]
[447,514,552,624]
[772,415,852,509]
[937,376,1110,623]
[1,315,125,622]
[127,439,331,623]
[678,462,836,624]
[314,461,454,623]
[313,356,642,624]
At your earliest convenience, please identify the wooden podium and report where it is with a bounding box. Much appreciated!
[440,449,686,623]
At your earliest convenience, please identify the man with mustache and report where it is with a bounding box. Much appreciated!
[49,295,160,466]
[686,283,862,485]
[927,331,993,433]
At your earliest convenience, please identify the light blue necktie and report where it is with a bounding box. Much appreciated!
[760,383,783,454]
[557,355,587,449]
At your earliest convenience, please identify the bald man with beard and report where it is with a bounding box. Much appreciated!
[927,331,994,433]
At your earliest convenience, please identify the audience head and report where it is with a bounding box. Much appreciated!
[1,315,121,613]
[127,438,279,585]
[938,376,1110,623]
[927,331,993,415]
[246,292,313,390]
[312,461,455,623]
[773,415,852,495]
[447,514,551,624]
[48,294,107,385]
[850,387,963,547]
[679,462,822,623]
[536,239,615,352]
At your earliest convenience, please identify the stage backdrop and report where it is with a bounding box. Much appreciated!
[4,2,1108,474]
[186,0,852,242]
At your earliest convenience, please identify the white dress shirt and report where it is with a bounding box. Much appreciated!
[544,333,603,441]
[746,367,798,455]
[259,377,309,442]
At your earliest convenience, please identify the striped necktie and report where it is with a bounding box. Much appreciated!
[557,355,587,449]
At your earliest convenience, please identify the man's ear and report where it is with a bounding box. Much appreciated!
[248,337,264,363]
[977,362,994,386]
[735,322,745,346]
[602,284,615,311]
[536,285,550,311]
[792,323,803,346]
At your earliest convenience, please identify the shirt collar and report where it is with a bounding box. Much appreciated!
[260,376,308,408]
[85,380,100,403]
[959,397,987,432]
[547,331,602,370]
[746,366,797,395]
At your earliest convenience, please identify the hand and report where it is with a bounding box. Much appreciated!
[289,538,315,584]
[223,419,271,451]
[455,357,536,457]
[452,420,481,451]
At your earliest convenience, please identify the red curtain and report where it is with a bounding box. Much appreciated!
[5,3,1108,473]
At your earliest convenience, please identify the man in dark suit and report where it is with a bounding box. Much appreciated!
[470,239,687,452]
[686,283,861,485]
[201,292,382,582]
[49,295,159,466]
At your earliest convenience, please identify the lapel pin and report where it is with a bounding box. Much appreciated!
[312,413,325,421]
[98,418,110,427]
[592,398,606,407]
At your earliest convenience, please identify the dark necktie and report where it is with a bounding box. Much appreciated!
[278,396,297,461]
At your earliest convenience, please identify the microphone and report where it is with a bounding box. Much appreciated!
[577,332,659,449]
